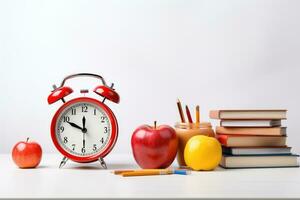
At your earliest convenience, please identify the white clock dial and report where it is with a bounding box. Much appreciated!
[55,102,111,157]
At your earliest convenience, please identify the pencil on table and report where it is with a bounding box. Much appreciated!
[121,170,171,177]
[120,169,190,177]
[113,169,170,174]
[185,105,193,123]
[177,99,185,123]
[196,105,200,124]
[113,170,135,175]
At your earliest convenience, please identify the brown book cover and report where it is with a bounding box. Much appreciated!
[217,134,286,147]
[216,126,286,136]
[210,109,287,120]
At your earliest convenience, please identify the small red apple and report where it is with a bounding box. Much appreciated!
[131,121,178,169]
[12,138,42,168]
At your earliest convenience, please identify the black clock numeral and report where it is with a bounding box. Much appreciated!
[104,127,108,133]
[72,144,76,151]
[71,108,76,115]
[81,147,86,153]
[63,116,70,122]
[59,126,64,133]
[93,144,97,151]
[100,137,104,144]
[101,116,106,123]
[63,137,68,144]
[94,109,96,115]
[82,105,88,113]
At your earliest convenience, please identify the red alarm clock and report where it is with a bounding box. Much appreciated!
[47,73,120,169]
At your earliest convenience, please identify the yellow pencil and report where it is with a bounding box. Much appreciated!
[121,170,172,177]
[113,169,169,175]
[196,105,200,123]
[113,170,135,175]
[113,169,190,177]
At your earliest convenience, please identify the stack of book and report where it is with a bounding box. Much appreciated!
[210,109,299,169]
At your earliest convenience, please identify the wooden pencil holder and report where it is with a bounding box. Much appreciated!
[175,122,215,166]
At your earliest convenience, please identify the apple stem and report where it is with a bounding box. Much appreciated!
[154,121,157,129]
[26,137,29,143]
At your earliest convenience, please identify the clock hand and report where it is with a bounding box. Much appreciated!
[82,116,86,129]
[83,132,86,149]
[81,116,87,151]
[82,116,87,133]
[67,121,83,131]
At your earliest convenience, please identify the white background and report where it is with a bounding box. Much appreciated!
[0,0,299,155]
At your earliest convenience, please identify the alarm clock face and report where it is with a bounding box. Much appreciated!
[51,97,118,162]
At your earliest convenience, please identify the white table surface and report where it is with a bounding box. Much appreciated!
[1,153,300,199]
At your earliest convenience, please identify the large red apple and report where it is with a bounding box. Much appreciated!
[131,121,178,169]
[12,138,42,168]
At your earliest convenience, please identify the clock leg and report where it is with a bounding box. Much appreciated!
[98,157,107,169]
[59,156,69,169]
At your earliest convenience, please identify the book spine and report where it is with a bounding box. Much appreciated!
[216,126,285,136]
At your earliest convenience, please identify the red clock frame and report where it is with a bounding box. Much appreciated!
[50,97,118,163]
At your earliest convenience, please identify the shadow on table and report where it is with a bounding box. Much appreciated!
[107,163,136,169]
[62,163,135,170]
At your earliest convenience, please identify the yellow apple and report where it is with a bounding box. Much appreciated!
[184,135,222,171]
